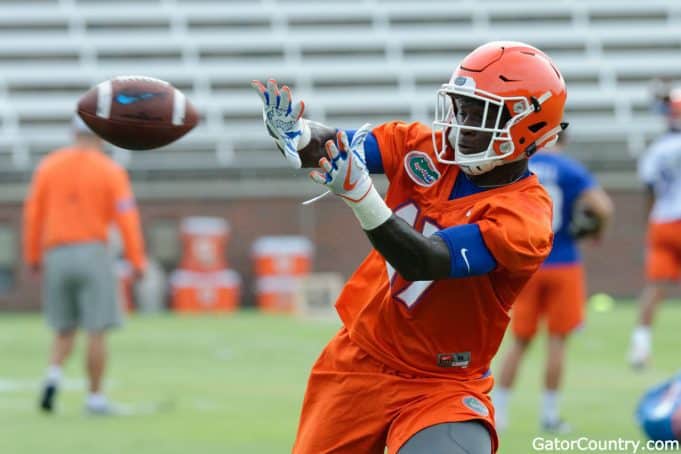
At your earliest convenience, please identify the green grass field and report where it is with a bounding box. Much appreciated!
[1,302,680,453]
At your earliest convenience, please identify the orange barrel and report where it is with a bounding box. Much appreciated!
[179,217,230,272]
[254,275,301,313]
[170,269,241,312]
[252,236,313,277]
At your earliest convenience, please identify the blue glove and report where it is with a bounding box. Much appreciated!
[251,79,310,168]
[310,124,373,203]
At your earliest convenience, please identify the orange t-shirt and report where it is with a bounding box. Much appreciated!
[335,121,553,379]
[23,146,146,270]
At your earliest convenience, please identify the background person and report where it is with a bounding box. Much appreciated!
[23,117,146,414]
[494,132,614,433]
[630,89,681,369]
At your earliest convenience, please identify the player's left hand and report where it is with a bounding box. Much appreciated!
[251,79,309,168]
[310,125,373,203]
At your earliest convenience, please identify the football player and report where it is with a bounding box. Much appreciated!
[630,88,681,369]
[493,131,613,433]
[253,41,567,454]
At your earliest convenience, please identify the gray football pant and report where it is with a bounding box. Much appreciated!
[398,421,492,454]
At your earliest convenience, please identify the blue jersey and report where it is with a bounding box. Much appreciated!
[529,151,596,265]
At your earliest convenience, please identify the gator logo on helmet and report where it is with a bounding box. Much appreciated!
[451,75,476,92]
[404,151,441,187]
[462,396,489,417]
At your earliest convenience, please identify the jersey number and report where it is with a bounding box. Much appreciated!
[386,202,440,308]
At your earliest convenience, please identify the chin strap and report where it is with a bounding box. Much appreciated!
[525,122,569,157]
[458,159,501,176]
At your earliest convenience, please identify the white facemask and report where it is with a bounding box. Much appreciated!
[432,76,533,175]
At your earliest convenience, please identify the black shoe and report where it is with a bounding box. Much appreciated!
[39,383,58,413]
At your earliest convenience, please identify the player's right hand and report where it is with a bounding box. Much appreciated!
[251,79,311,168]
[569,207,603,240]
[310,126,374,203]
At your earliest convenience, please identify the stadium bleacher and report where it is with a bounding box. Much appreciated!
[1,0,680,185]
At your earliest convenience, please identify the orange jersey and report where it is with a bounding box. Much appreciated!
[23,146,146,270]
[335,121,553,380]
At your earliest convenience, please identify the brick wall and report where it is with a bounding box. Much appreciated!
[2,189,675,311]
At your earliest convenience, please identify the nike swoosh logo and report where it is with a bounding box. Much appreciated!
[115,92,159,105]
[460,248,471,274]
[343,150,359,191]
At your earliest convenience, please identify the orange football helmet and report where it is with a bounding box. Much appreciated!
[433,41,568,175]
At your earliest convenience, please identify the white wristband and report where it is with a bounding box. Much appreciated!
[343,185,393,230]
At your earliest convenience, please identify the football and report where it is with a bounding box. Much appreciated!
[77,75,199,150]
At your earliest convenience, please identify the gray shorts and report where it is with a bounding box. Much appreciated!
[43,242,121,332]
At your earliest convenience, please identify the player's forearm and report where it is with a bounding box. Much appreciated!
[116,214,147,270]
[366,216,451,281]
[22,203,42,265]
[297,121,337,168]
[23,231,42,266]
[594,205,613,237]
[584,188,614,236]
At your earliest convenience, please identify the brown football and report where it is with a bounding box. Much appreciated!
[77,75,199,150]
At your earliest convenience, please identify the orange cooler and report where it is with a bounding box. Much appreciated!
[255,276,301,313]
[170,269,241,312]
[252,236,313,312]
[252,236,313,277]
[180,217,230,272]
